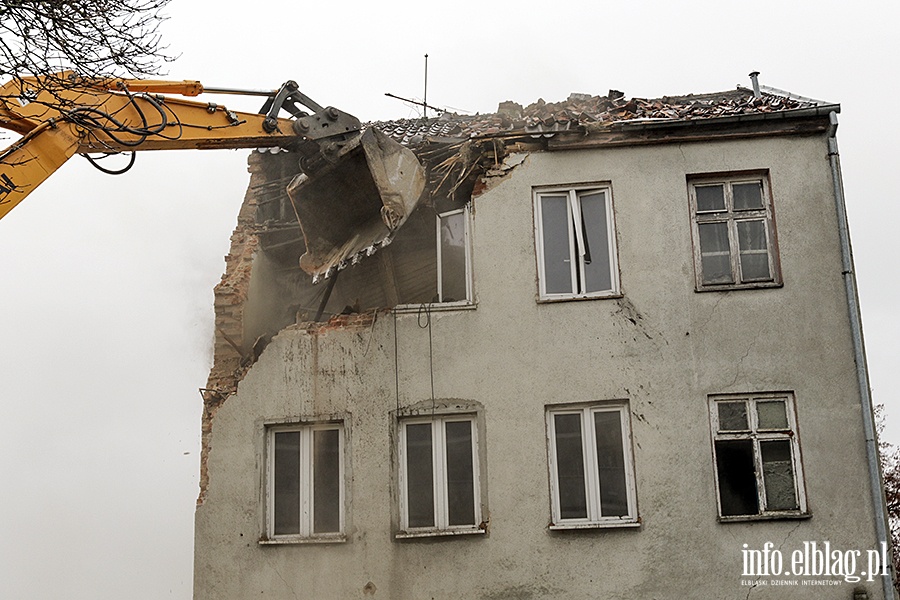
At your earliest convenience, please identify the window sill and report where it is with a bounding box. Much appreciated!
[695,281,783,293]
[392,301,477,314]
[549,519,641,531]
[537,292,622,304]
[718,511,811,523]
[395,527,486,540]
[259,534,347,545]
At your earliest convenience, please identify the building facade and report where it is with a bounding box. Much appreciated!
[193,83,891,599]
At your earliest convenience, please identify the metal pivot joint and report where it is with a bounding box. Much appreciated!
[292,107,361,141]
[260,80,340,134]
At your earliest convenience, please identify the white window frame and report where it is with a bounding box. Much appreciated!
[436,207,473,305]
[688,173,781,291]
[546,402,639,529]
[534,185,620,301]
[709,393,808,521]
[263,421,345,543]
[397,415,483,537]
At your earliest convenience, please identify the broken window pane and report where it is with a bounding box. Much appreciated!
[579,191,613,294]
[540,195,573,294]
[445,420,476,526]
[405,423,435,528]
[698,222,733,284]
[594,410,628,517]
[711,395,805,518]
[737,220,771,281]
[757,400,788,430]
[718,401,748,431]
[312,429,341,534]
[733,182,764,210]
[439,211,468,302]
[715,439,759,516]
[273,431,302,535]
[696,185,726,212]
[761,440,798,510]
[554,413,588,519]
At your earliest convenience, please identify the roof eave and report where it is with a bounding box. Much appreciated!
[545,105,841,151]
[604,103,842,131]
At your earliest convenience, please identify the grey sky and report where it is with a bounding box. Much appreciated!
[1,1,897,598]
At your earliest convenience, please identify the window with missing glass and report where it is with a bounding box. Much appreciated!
[688,174,781,290]
[546,402,638,529]
[534,185,619,300]
[265,422,344,542]
[398,415,482,536]
[709,393,807,520]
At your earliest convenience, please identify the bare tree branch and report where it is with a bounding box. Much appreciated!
[0,0,173,89]
[0,2,174,165]
[876,405,900,593]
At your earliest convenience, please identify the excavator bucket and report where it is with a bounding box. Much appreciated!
[288,127,426,280]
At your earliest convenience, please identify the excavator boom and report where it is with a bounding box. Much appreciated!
[0,72,426,285]
[0,73,302,149]
[0,73,305,219]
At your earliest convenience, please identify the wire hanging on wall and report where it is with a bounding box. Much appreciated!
[417,303,436,416]
[392,303,437,416]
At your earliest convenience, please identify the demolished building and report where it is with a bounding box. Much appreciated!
[193,76,892,599]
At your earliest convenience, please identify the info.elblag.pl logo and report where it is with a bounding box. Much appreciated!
[741,541,890,585]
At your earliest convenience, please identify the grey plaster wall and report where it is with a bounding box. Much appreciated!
[194,133,885,599]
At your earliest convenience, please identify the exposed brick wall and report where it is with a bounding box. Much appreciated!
[199,151,283,505]
[293,310,377,333]
[196,138,515,504]
[198,151,385,504]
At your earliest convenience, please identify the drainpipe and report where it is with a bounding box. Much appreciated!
[827,111,895,600]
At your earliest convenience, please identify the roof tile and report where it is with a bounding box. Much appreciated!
[370,86,822,146]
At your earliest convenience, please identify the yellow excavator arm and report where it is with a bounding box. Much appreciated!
[0,72,361,221]
[0,71,427,292]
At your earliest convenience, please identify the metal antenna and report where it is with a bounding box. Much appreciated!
[384,92,443,115]
[384,53,444,117]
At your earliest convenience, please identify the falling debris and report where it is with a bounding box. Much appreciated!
[288,127,426,281]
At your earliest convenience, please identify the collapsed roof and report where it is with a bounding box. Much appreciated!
[373,85,833,147]
[364,84,838,230]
